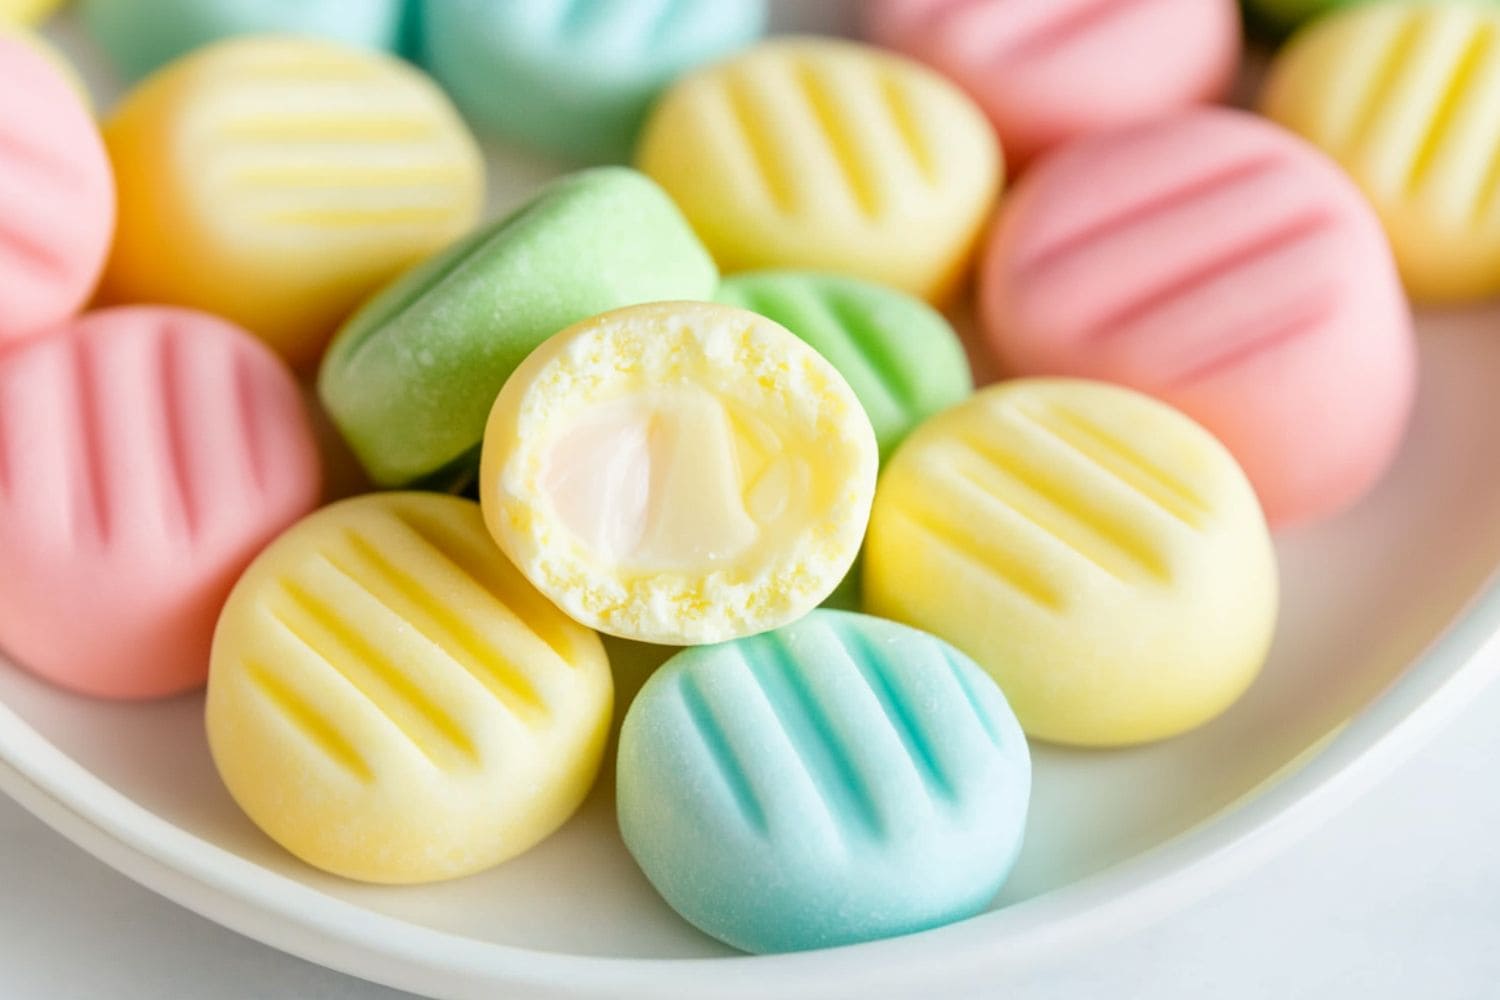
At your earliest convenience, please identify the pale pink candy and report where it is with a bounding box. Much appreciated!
[863,0,1240,169]
[0,34,114,341]
[980,108,1415,527]
[0,306,321,699]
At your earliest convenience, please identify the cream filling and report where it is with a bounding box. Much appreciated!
[540,386,809,572]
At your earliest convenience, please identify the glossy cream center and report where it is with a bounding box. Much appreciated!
[541,386,806,570]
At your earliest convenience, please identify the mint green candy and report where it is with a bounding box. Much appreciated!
[617,610,1032,954]
[318,168,718,487]
[418,0,767,163]
[717,271,973,462]
[80,0,404,81]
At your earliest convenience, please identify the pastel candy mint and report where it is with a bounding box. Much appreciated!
[717,270,972,462]
[318,167,718,488]
[617,609,1032,953]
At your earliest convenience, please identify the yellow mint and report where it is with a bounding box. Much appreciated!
[206,492,612,884]
[637,37,1002,303]
[99,36,484,367]
[479,301,878,646]
[865,379,1278,748]
[1262,0,1500,302]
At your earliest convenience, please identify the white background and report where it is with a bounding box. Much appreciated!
[3,667,1498,1000]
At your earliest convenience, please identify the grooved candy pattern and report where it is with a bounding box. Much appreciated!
[207,492,613,884]
[982,108,1415,525]
[865,378,1279,747]
[0,306,320,699]
[617,609,1031,952]
[637,38,1000,301]
[100,36,483,367]
[1263,1,1500,301]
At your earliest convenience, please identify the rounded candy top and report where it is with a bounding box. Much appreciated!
[98,35,484,368]
[1262,0,1500,302]
[0,306,321,700]
[865,378,1278,747]
[981,108,1415,526]
[637,37,1002,303]
[617,609,1031,953]
[207,492,613,884]
[863,0,1241,169]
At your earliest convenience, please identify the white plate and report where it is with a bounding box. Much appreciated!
[6,4,1500,999]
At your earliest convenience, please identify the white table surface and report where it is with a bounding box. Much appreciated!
[1,661,1496,1000]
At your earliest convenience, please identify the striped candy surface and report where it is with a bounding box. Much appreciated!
[0,306,320,698]
[636,37,1001,302]
[617,609,1030,953]
[206,492,612,884]
[100,36,484,366]
[1263,0,1500,301]
[981,108,1414,526]
[865,378,1277,747]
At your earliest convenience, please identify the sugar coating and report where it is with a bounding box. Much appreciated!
[207,492,612,884]
[0,306,321,700]
[422,0,767,162]
[863,0,1240,169]
[717,270,972,462]
[480,302,878,645]
[636,37,1001,303]
[80,0,404,81]
[0,33,115,342]
[320,167,717,488]
[617,609,1031,954]
[98,36,484,368]
[865,379,1278,747]
[1262,0,1500,302]
[981,108,1415,526]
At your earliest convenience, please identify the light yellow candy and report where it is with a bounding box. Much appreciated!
[100,36,484,367]
[0,0,60,26]
[864,379,1277,747]
[480,301,878,646]
[206,492,612,884]
[636,38,1002,304]
[1262,0,1500,302]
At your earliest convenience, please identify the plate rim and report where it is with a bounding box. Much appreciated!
[3,568,1498,1000]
